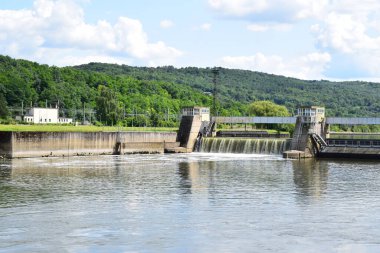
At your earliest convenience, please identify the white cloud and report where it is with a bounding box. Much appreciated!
[0,0,183,66]
[220,52,331,80]
[200,23,212,31]
[310,2,380,76]
[208,0,328,20]
[160,19,174,29]
[210,0,380,77]
[312,12,380,54]
[33,48,133,66]
[208,0,269,17]
[247,23,292,32]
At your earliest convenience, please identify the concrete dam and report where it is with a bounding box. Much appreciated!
[213,106,380,159]
[2,105,380,159]
[0,108,213,158]
[0,131,178,158]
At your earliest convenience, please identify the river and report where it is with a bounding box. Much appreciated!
[1,154,380,253]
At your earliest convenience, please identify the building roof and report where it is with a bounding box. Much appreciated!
[30,107,58,110]
[181,106,209,109]
[298,106,325,109]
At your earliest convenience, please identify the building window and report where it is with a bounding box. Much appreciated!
[317,109,324,113]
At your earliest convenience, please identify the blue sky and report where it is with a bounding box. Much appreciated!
[1,0,380,81]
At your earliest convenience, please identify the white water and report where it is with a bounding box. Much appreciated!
[199,138,290,154]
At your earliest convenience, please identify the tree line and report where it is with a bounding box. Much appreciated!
[1,55,380,128]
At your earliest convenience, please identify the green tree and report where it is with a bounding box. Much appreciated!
[0,84,9,118]
[96,85,122,125]
[0,93,8,118]
[248,100,290,117]
[248,100,291,132]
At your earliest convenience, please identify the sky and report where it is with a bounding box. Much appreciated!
[1,0,380,81]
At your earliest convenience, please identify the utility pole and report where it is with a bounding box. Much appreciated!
[212,67,220,116]
[123,104,126,120]
[132,107,134,127]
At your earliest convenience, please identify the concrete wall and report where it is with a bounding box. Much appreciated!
[0,132,12,158]
[291,117,310,151]
[122,142,165,154]
[0,131,177,158]
[320,146,380,159]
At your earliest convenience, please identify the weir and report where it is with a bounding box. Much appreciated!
[213,106,380,159]
[199,138,290,154]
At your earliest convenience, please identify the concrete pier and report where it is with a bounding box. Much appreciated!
[283,150,313,159]
[173,115,203,153]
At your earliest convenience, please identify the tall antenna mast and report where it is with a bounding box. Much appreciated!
[212,67,220,116]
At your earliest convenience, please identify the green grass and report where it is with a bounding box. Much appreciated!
[0,124,177,132]
[0,124,288,134]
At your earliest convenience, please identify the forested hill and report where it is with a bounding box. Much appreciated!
[0,55,213,126]
[76,63,380,117]
[1,54,380,126]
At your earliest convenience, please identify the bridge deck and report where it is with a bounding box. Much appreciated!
[213,116,296,124]
[214,116,380,125]
[326,117,380,125]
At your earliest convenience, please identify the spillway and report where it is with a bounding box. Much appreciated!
[199,138,291,154]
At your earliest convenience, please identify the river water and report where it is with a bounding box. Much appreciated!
[1,154,380,253]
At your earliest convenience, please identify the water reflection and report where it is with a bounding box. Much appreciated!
[292,159,329,202]
[0,157,129,209]
[3,157,126,178]
[177,162,193,195]
[177,160,218,200]
[2,155,380,252]
[0,160,11,181]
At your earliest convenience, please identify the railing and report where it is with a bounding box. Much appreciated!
[216,131,290,138]
[213,116,296,124]
[311,133,328,152]
[326,118,380,125]
[326,139,380,148]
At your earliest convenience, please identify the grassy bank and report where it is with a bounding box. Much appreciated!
[0,124,177,132]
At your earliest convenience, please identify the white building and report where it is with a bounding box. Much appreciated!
[23,107,73,124]
[181,106,210,122]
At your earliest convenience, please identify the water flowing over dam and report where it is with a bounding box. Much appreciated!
[199,138,291,154]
